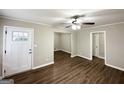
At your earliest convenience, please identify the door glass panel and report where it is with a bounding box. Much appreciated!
[24,33,28,37]
[12,32,29,41]
[18,32,23,37]
[13,32,18,36]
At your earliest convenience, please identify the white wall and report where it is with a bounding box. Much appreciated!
[99,33,104,58]
[54,33,61,51]
[77,23,124,70]
[60,33,71,53]
[54,32,71,53]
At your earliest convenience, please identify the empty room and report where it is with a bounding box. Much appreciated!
[0,9,124,84]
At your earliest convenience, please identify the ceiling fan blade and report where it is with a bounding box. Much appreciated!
[82,22,95,25]
[79,14,85,17]
[70,14,85,19]
[65,25,71,28]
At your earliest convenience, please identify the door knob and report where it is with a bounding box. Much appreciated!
[29,49,32,54]
[29,51,32,54]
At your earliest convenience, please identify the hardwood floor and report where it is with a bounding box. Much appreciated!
[6,51,124,84]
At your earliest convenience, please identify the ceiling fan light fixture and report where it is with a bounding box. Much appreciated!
[72,24,81,30]
[77,25,81,29]
[76,19,82,23]
[72,25,77,30]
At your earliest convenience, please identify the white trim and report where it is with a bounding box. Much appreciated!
[32,62,54,70]
[0,15,51,27]
[77,55,92,60]
[2,26,6,78]
[54,49,71,54]
[104,31,107,64]
[31,29,34,69]
[90,31,107,64]
[0,16,69,32]
[61,50,71,54]
[54,49,61,51]
[2,15,124,32]
[105,63,124,71]
[70,33,73,57]
[0,16,71,33]
[97,56,104,59]
[2,26,34,78]
[90,32,93,60]
[59,49,71,54]
[2,15,124,30]
[4,26,34,31]
[71,55,77,58]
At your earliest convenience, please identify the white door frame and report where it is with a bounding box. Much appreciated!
[90,31,106,63]
[2,26,34,78]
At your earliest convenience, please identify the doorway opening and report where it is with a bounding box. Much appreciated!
[54,32,72,60]
[90,31,106,62]
[2,26,34,78]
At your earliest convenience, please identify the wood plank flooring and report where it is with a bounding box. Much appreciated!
[6,51,124,84]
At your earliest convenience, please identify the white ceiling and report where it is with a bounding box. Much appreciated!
[0,9,124,29]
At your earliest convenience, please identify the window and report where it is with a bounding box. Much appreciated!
[12,32,29,41]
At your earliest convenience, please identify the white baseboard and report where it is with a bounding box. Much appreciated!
[54,49,71,54]
[54,49,61,51]
[77,55,92,60]
[71,55,77,58]
[105,63,124,71]
[60,49,71,54]
[32,62,54,70]
[97,56,104,59]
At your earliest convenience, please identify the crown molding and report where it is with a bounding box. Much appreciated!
[0,15,70,32]
[2,15,124,31]
[0,15,52,27]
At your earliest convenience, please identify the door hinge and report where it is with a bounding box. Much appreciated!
[5,30,7,34]
[4,69,6,73]
[5,50,6,54]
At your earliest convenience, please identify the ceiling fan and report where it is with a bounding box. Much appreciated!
[65,14,95,30]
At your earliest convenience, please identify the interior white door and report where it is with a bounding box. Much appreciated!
[4,27,33,77]
[93,33,99,57]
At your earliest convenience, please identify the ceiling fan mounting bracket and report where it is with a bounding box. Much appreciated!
[72,19,77,24]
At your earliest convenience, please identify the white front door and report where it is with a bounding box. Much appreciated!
[4,26,33,77]
[93,33,99,57]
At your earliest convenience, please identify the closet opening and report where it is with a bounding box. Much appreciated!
[90,31,106,63]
